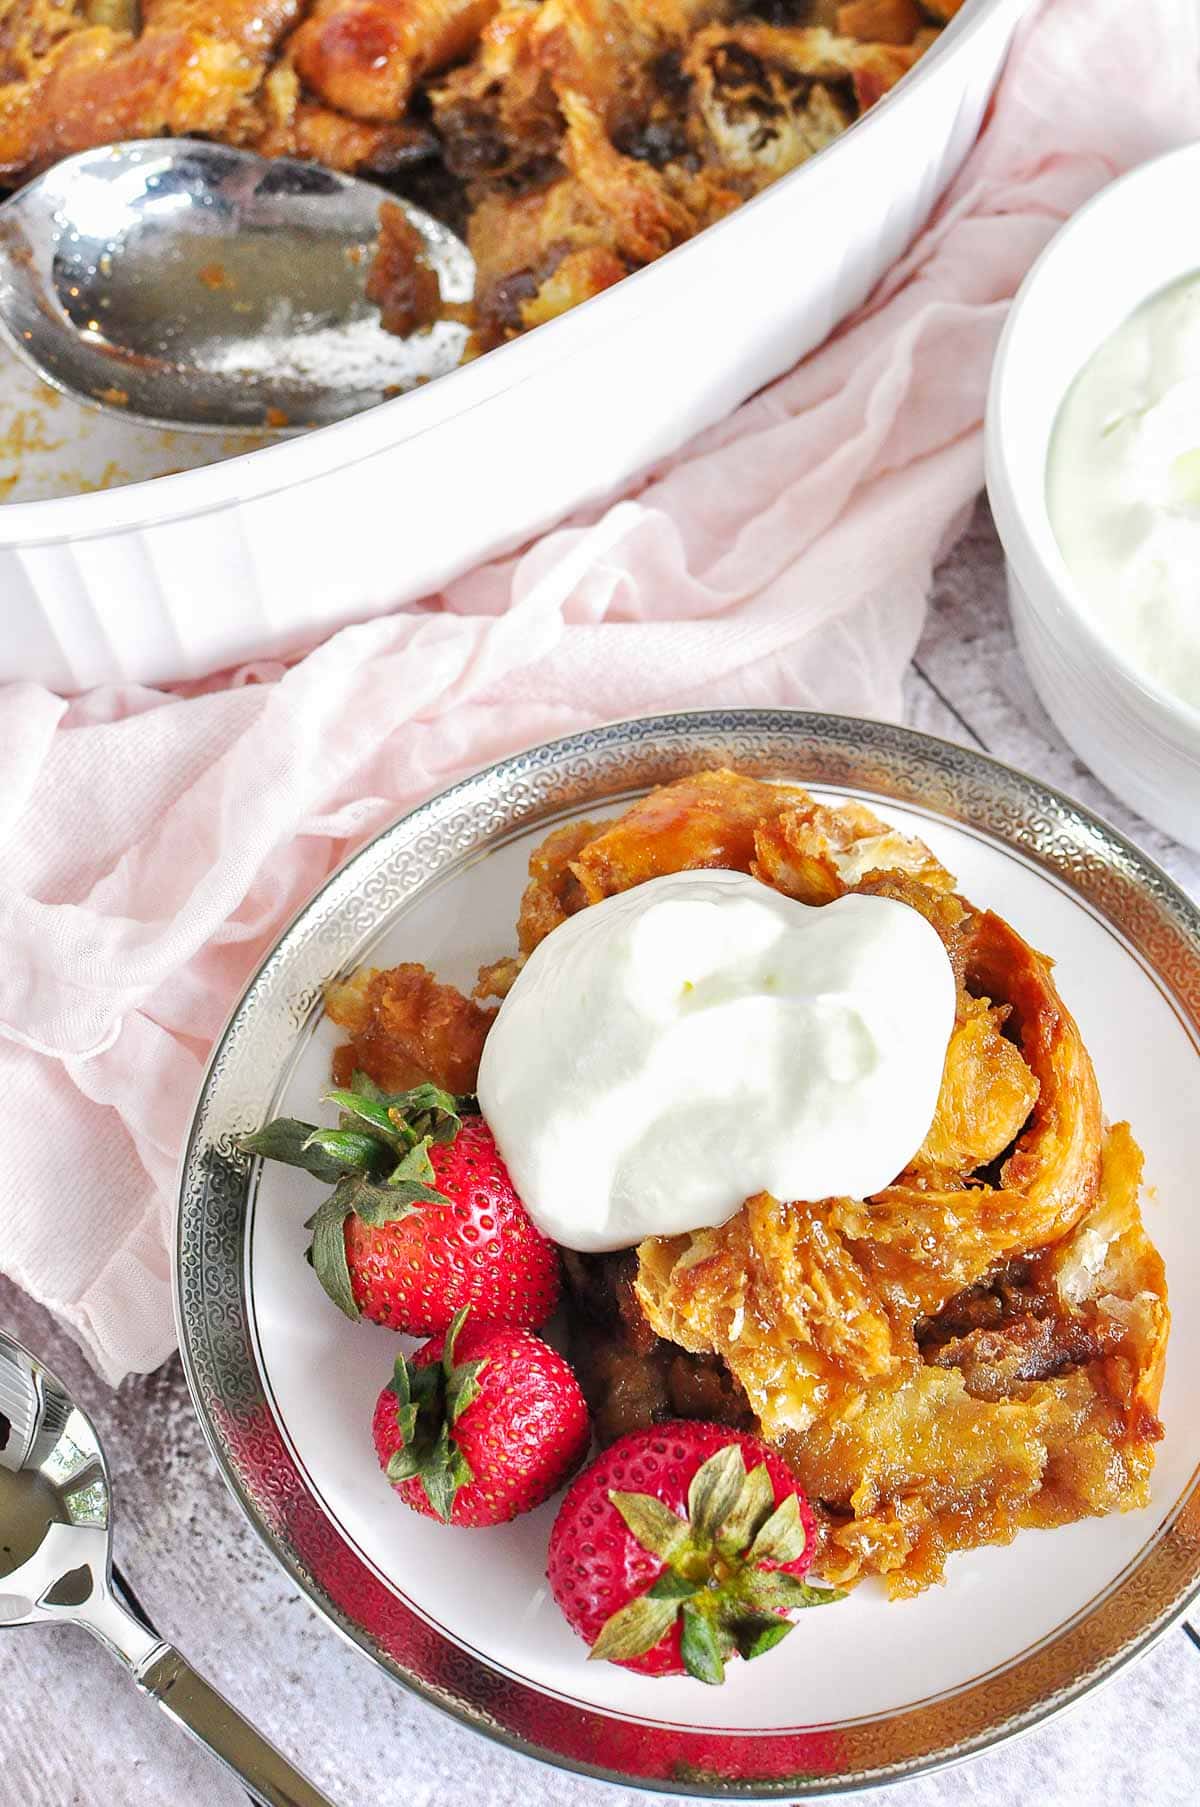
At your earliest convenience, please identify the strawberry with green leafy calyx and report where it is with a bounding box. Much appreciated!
[239,1074,462,1317]
[373,1308,592,1527]
[237,1072,560,1335]
[381,1306,485,1522]
[548,1422,843,1684]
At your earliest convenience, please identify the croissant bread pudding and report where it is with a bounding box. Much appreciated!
[312,768,1168,1606]
[0,0,962,356]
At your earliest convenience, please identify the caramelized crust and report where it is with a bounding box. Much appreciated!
[684,24,857,187]
[1039,1121,1168,1436]
[837,0,922,45]
[637,1192,905,1438]
[559,86,695,263]
[909,992,1039,1180]
[467,175,622,348]
[752,794,955,904]
[428,0,559,182]
[783,1124,1165,1594]
[517,243,627,328]
[288,0,498,120]
[0,0,302,178]
[963,905,1104,1249]
[0,0,89,84]
[325,961,494,1094]
[531,0,731,134]
[569,768,812,902]
[238,61,436,166]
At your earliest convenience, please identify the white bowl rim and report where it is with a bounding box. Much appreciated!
[0,0,1025,546]
[985,138,1200,744]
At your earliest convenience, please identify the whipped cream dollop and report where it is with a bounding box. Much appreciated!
[476,870,956,1252]
[1048,272,1200,709]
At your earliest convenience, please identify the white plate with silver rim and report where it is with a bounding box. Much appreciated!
[176,709,1200,1796]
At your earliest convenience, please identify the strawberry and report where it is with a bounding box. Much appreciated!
[238,1076,560,1335]
[373,1308,591,1525]
[547,1421,841,1684]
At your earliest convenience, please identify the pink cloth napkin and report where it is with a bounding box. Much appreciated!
[1,0,1196,1384]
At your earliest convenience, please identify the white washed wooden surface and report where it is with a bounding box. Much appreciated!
[2,498,1198,1807]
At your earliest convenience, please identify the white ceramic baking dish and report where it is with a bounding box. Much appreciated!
[0,0,1028,692]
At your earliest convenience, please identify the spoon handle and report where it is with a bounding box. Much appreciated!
[137,1644,335,1807]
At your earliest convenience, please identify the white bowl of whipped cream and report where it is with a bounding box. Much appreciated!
[986,142,1200,852]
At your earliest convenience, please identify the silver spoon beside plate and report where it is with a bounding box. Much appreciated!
[0,1326,334,1807]
[0,138,474,433]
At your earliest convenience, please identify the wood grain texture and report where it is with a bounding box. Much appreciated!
[2,497,1198,1807]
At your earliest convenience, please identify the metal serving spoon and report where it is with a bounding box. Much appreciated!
[0,138,473,432]
[0,1327,334,1807]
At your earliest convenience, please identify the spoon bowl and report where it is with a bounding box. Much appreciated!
[0,139,474,432]
[0,1334,109,1619]
[0,1327,333,1806]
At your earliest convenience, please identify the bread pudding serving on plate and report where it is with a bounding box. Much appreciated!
[257,765,1167,1641]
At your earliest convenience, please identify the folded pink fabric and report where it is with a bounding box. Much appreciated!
[1,0,1196,1382]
